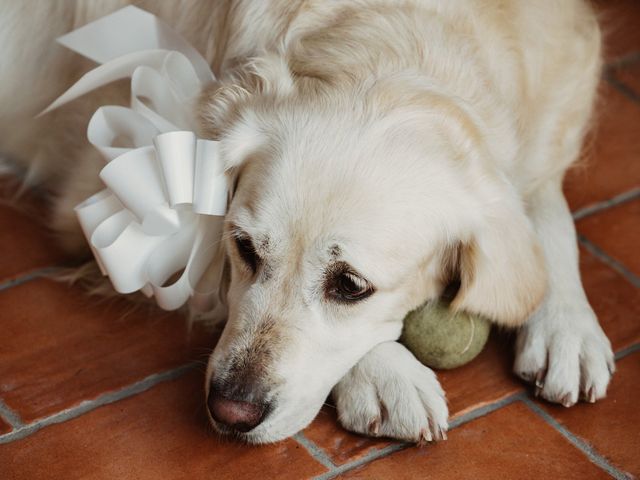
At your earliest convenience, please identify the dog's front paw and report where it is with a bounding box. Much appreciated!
[332,342,448,444]
[514,307,614,407]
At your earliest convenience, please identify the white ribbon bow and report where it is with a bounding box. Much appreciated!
[42,6,228,312]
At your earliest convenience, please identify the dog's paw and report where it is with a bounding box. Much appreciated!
[332,341,448,444]
[514,307,614,406]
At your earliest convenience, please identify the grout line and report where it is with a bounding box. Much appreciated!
[522,398,632,480]
[312,443,409,480]
[572,187,640,221]
[615,343,640,361]
[605,52,640,70]
[0,362,195,444]
[448,391,524,429]
[604,69,640,104]
[0,267,61,292]
[0,399,24,429]
[312,392,525,480]
[294,432,337,470]
[578,235,640,288]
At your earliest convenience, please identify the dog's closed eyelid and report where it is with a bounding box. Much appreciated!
[233,233,260,273]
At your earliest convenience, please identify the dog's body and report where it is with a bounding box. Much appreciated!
[1,0,613,444]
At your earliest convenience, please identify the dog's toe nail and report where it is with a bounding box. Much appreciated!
[368,417,381,436]
[534,371,545,389]
[419,428,432,445]
[587,387,596,403]
[561,394,574,408]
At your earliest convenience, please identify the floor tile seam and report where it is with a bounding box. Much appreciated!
[578,235,640,288]
[315,383,640,480]
[312,443,409,480]
[572,187,640,221]
[522,398,632,480]
[293,432,337,470]
[604,69,640,104]
[605,52,640,70]
[0,362,196,445]
[313,392,525,480]
[0,266,61,292]
[614,343,640,361]
[0,399,24,429]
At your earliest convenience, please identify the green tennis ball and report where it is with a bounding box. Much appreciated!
[400,302,491,370]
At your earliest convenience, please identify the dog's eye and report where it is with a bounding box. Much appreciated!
[234,235,259,273]
[327,270,374,303]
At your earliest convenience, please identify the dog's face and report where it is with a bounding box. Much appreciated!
[202,78,546,443]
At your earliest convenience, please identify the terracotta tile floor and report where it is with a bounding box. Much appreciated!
[1,2,639,479]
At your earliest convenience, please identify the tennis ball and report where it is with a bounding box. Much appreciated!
[400,302,491,370]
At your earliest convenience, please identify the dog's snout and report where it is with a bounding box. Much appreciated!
[207,384,268,433]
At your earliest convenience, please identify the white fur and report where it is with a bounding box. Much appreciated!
[333,342,448,443]
[0,0,613,444]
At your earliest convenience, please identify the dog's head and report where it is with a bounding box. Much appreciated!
[198,66,546,443]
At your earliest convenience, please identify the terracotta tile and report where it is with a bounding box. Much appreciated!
[564,83,640,211]
[594,0,640,62]
[0,372,327,480]
[439,331,521,419]
[303,332,522,465]
[304,406,394,466]
[0,417,11,435]
[580,246,640,351]
[0,199,65,283]
[540,353,640,478]
[340,402,610,480]
[0,279,217,422]
[577,199,640,276]
[0,175,28,199]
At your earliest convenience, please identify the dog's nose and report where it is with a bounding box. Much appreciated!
[207,386,267,432]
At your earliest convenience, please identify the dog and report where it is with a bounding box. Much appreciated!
[0,0,614,444]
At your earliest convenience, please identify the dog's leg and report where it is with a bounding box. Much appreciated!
[332,341,448,443]
[514,179,614,406]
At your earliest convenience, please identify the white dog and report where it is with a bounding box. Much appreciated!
[0,0,614,444]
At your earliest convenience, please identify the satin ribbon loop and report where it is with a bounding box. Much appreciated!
[194,140,227,216]
[129,51,203,132]
[90,210,167,294]
[99,146,180,236]
[88,106,160,161]
[130,65,183,132]
[153,131,197,207]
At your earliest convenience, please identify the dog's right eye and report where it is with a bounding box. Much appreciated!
[234,235,259,273]
[325,266,375,304]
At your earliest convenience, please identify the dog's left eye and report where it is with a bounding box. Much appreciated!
[326,269,374,303]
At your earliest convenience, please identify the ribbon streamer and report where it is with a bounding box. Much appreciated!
[42,6,228,311]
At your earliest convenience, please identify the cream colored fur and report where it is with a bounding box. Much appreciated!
[0,0,613,444]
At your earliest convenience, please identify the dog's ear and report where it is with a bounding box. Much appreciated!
[450,189,547,327]
[198,54,295,173]
[198,53,294,138]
